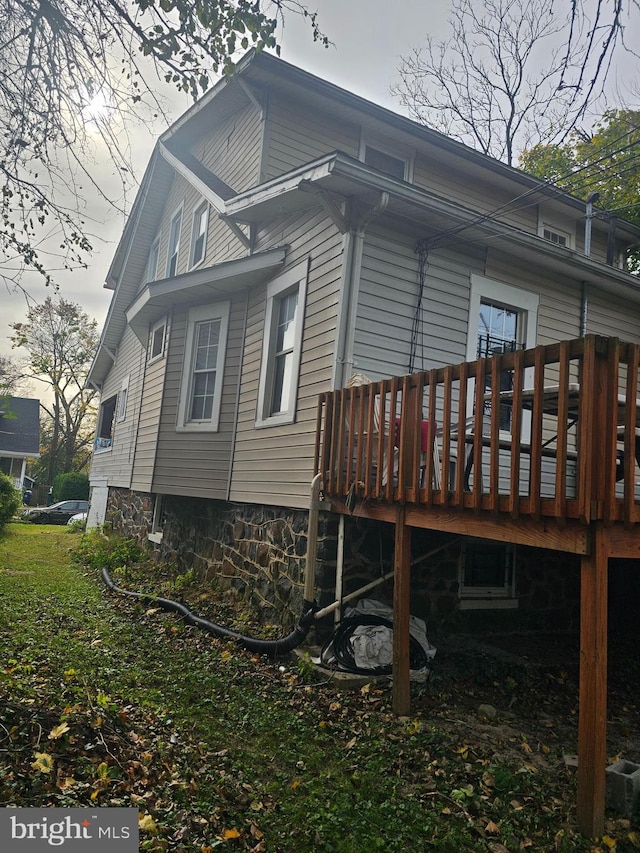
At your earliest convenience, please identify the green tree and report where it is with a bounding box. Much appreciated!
[53,472,89,501]
[520,109,640,226]
[10,298,99,483]
[1,0,327,292]
[520,109,640,269]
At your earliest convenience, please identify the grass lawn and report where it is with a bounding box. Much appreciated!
[0,522,637,851]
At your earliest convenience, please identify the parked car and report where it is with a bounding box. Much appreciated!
[67,511,88,526]
[22,500,89,525]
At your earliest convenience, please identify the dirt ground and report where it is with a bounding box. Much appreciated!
[414,631,640,766]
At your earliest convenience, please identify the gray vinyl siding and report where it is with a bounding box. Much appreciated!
[90,326,146,488]
[263,93,360,180]
[485,249,583,345]
[585,289,640,344]
[197,102,262,193]
[229,210,344,508]
[130,316,172,492]
[150,293,247,498]
[352,228,486,379]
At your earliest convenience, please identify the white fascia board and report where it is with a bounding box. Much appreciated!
[159,141,227,212]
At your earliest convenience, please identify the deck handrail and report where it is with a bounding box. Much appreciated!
[315,335,640,525]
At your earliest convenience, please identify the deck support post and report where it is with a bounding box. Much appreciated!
[577,522,609,838]
[392,507,412,716]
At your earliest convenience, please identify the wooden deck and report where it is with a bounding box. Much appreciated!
[314,335,640,838]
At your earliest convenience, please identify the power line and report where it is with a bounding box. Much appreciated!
[425,131,640,251]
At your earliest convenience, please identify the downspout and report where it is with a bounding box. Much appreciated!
[334,514,345,626]
[335,192,389,387]
[304,473,323,606]
[581,282,589,337]
[584,192,600,258]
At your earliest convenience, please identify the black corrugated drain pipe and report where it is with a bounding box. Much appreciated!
[101,567,316,655]
[100,474,324,656]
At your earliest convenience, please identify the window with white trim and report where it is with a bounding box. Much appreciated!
[459,540,517,606]
[146,236,160,282]
[177,302,230,432]
[466,275,539,437]
[149,318,166,362]
[189,203,209,269]
[95,395,117,451]
[117,375,130,422]
[166,208,183,278]
[256,261,309,427]
[539,221,573,249]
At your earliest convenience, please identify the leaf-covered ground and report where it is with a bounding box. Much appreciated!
[1,523,639,852]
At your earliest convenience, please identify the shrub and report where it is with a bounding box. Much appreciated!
[0,473,22,530]
[53,472,89,501]
[72,529,144,575]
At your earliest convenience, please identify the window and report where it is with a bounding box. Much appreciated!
[363,145,407,180]
[459,540,517,607]
[166,208,183,278]
[147,237,160,282]
[189,203,209,269]
[539,222,572,249]
[177,302,230,432]
[95,395,117,451]
[256,260,309,427]
[117,375,129,423]
[466,275,539,437]
[149,318,166,362]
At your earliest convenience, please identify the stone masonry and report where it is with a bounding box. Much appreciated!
[106,488,581,637]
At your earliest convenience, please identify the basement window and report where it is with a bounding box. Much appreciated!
[459,539,518,609]
[148,495,165,544]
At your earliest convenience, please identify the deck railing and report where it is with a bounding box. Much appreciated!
[315,335,640,525]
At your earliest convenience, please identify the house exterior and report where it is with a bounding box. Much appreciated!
[87,50,640,631]
[0,397,40,491]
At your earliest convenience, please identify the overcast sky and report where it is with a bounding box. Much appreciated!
[2,0,638,370]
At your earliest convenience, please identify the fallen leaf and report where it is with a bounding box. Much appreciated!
[31,752,54,773]
[602,836,617,850]
[223,828,240,839]
[139,814,158,834]
[49,722,70,740]
[346,737,357,749]
[485,820,500,834]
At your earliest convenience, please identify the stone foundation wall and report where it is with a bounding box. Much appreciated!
[106,488,581,637]
[107,489,338,633]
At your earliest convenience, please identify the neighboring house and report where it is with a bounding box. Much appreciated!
[87,49,640,624]
[0,397,40,491]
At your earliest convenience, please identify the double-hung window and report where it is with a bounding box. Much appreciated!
[177,302,229,432]
[466,275,538,437]
[256,260,309,427]
[166,208,183,278]
[189,203,209,269]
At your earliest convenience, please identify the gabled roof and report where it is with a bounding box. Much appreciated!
[0,397,40,457]
[89,50,640,388]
